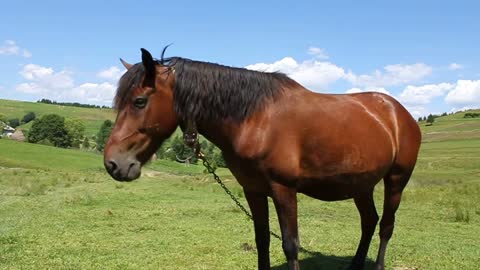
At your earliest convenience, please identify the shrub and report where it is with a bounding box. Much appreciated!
[96,120,113,151]
[464,112,480,118]
[22,112,36,124]
[8,118,20,128]
[65,118,86,148]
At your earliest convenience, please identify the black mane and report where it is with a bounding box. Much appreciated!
[114,56,295,123]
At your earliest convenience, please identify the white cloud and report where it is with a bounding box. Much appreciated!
[17,64,74,94]
[307,46,328,59]
[23,49,32,58]
[20,64,54,80]
[15,63,116,105]
[68,82,116,103]
[0,40,31,58]
[346,63,432,87]
[404,105,428,119]
[445,80,480,108]
[16,83,44,94]
[398,83,454,105]
[345,87,391,95]
[97,66,124,81]
[0,40,19,55]
[246,57,345,91]
[448,63,463,70]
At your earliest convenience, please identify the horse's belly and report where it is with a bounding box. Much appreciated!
[297,172,383,201]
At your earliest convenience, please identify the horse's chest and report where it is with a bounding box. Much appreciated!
[223,154,271,193]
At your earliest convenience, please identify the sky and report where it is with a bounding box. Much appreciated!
[1,0,479,118]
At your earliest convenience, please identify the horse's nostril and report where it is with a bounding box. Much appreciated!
[106,160,118,172]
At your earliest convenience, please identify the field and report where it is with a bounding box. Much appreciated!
[1,103,480,269]
[0,99,115,136]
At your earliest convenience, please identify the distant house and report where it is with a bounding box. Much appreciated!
[2,126,15,138]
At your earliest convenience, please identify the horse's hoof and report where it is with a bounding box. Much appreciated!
[373,263,385,270]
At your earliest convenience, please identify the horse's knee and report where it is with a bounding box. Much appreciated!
[379,219,395,240]
[282,237,299,260]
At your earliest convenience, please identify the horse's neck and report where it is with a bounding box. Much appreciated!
[197,120,239,152]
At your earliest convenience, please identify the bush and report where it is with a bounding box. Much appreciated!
[156,135,227,168]
[28,114,72,148]
[426,114,435,126]
[8,118,20,128]
[65,118,86,148]
[83,137,90,149]
[464,112,480,118]
[96,120,113,151]
[22,112,36,124]
[0,113,8,124]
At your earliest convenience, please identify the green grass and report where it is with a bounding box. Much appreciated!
[419,109,480,142]
[0,99,115,136]
[1,109,480,269]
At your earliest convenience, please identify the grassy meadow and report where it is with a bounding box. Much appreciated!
[1,103,480,269]
[0,99,115,136]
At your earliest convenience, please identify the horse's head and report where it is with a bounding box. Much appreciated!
[104,48,178,181]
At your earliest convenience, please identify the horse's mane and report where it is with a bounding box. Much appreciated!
[114,55,296,123]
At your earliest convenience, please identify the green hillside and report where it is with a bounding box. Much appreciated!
[419,109,480,142]
[0,99,115,136]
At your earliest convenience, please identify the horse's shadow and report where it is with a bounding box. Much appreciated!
[271,250,375,270]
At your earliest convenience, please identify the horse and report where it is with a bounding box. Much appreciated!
[104,48,421,270]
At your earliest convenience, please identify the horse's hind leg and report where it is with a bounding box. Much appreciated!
[348,190,379,270]
[375,168,413,270]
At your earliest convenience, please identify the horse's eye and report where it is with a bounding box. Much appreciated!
[133,96,148,109]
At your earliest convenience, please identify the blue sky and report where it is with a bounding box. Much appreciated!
[1,0,479,118]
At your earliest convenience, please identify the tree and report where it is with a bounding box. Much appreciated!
[417,117,422,122]
[65,118,86,148]
[22,112,36,124]
[83,136,90,149]
[426,114,435,125]
[27,114,72,148]
[96,120,113,151]
[169,134,198,164]
[8,118,20,128]
[0,113,8,124]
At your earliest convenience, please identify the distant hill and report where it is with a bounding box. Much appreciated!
[0,99,115,137]
[418,109,480,142]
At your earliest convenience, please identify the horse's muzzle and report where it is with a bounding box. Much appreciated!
[104,157,141,182]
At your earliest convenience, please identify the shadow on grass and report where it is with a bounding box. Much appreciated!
[272,249,375,270]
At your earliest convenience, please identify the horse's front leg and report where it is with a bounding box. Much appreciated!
[244,190,270,270]
[271,182,300,270]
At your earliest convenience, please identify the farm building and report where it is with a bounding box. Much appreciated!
[2,126,15,138]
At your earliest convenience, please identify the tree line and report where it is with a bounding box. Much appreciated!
[417,112,448,126]
[37,99,110,109]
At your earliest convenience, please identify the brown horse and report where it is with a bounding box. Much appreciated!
[104,48,421,270]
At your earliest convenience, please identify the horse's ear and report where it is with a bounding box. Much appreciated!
[119,58,133,70]
[141,48,156,79]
